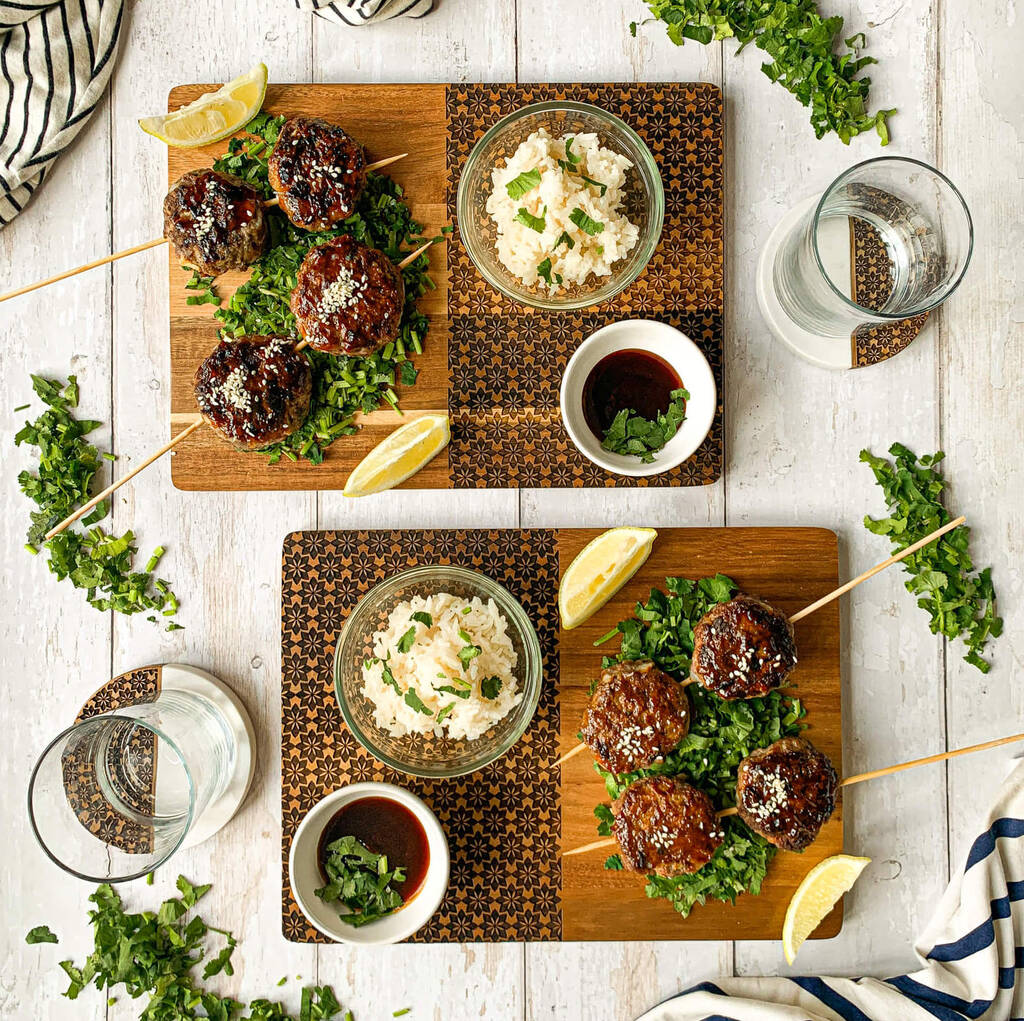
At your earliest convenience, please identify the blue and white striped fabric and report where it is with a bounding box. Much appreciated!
[640,759,1024,1021]
[293,0,433,27]
[0,0,124,227]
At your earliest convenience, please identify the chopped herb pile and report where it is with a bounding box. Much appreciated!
[634,0,894,144]
[33,876,345,1019]
[861,443,1001,672]
[600,387,689,463]
[593,575,805,917]
[315,836,407,927]
[15,375,181,630]
[207,112,444,465]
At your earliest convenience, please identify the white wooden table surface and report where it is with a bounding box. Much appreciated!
[1,0,1021,1018]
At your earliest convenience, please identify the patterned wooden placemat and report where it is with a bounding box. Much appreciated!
[281,530,561,942]
[446,83,725,487]
[850,217,929,367]
[68,666,162,855]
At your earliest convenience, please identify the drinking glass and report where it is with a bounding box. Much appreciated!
[770,157,973,338]
[28,688,237,882]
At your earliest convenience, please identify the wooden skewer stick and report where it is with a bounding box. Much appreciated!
[564,729,1024,856]
[554,516,969,770]
[41,238,444,542]
[0,155,409,304]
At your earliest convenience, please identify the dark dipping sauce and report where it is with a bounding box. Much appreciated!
[316,797,430,902]
[581,348,683,440]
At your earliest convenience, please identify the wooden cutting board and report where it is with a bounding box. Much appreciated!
[280,527,842,942]
[168,82,725,491]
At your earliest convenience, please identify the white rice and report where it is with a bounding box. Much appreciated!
[361,592,522,741]
[485,128,639,292]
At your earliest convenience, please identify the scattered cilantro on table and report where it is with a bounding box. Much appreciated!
[15,374,182,630]
[600,388,689,463]
[316,836,407,927]
[593,574,805,918]
[32,876,346,1020]
[25,925,58,945]
[633,0,895,145]
[861,443,1001,672]
[208,112,445,465]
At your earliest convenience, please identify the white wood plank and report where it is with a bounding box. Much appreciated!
[103,2,318,1016]
[518,6,729,1019]
[728,0,947,980]
[937,0,1024,875]
[0,79,115,1021]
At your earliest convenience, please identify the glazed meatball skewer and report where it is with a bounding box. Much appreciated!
[563,728,1024,864]
[41,238,439,541]
[555,514,967,771]
[0,151,407,304]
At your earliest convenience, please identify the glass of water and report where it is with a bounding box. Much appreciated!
[771,157,973,338]
[28,688,236,882]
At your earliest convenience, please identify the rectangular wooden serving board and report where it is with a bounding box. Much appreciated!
[281,527,842,943]
[169,81,725,491]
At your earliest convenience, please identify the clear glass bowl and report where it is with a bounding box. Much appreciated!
[456,101,664,310]
[334,565,543,778]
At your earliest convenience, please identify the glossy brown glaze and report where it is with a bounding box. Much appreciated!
[163,169,268,276]
[579,660,691,775]
[290,235,405,356]
[612,776,724,877]
[317,796,430,901]
[736,737,838,851]
[268,116,366,231]
[691,594,798,700]
[193,335,312,450]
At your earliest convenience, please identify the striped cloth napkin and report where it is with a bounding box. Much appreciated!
[639,758,1024,1021]
[0,0,124,228]
[293,0,433,26]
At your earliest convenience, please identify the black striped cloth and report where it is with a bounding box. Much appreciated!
[637,758,1024,1021]
[0,0,124,227]
[293,0,434,26]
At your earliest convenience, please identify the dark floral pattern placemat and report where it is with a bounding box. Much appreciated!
[281,530,561,942]
[445,83,725,488]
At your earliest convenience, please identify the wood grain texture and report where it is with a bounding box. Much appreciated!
[558,527,842,941]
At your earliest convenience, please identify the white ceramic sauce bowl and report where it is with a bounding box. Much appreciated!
[559,319,717,477]
[288,782,450,945]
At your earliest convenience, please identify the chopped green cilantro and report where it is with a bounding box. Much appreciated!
[514,206,547,232]
[505,168,542,199]
[316,836,407,927]
[601,388,689,463]
[569,208,603,235]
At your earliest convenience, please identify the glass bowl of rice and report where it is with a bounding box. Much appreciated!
[456,101,664,310]
[334,565,544,778]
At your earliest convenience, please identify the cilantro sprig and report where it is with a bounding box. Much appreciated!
[600,387,689,463]
[861,443,1001,672]
[15,375,182,629]
[209,113,442,465]
[316,836,407,927]
[594,575,805,918]
[634,0,894,144]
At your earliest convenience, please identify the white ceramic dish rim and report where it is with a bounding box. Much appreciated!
[288,782,450,945]
[559,319,717,477]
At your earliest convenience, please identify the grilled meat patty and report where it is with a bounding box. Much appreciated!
[268,116,366,231]
[290,235,405,356]
[736,737,838,851]
[194,336,312,450]
[163,169,268,276]
[580,660,691,775]
[691,595,798,700]
[613,776,724,877]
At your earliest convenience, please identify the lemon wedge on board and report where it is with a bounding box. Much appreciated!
[783,854,871,964]
[139,64,268,148]
[558,527,658,630]
[343,414,450,497]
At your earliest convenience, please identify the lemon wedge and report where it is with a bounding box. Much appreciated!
[343,414,450,497]
[140,64,268,148]
[558,527,657,630]
[783,854,871,964]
